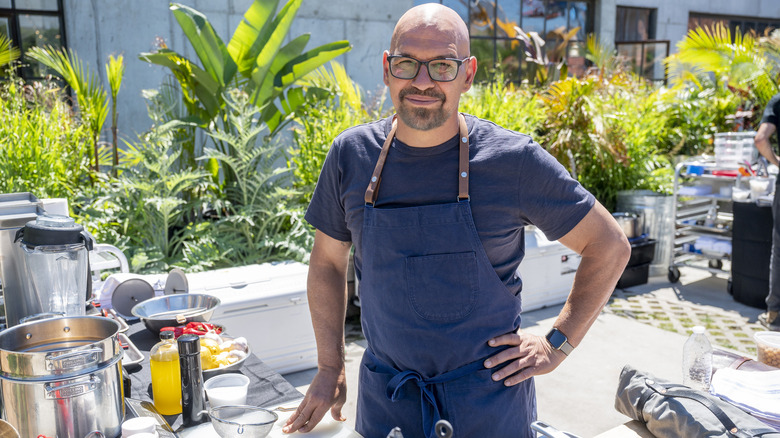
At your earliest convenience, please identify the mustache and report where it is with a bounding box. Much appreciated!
[399,87,446,102]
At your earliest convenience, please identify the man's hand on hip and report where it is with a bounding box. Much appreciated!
[483,329,566,386]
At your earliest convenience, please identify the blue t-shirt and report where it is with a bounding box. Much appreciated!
[304,114,595,296]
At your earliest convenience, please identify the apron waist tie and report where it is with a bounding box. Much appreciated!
[364,348,487,438]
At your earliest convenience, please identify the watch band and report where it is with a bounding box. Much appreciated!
[546,328,575,356]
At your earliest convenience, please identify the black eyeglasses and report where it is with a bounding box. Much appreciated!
[387,55,469,82]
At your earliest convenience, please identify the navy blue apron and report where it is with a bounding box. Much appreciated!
[355,114,536,438]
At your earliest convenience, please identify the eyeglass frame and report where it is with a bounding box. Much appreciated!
[386,54,471,82]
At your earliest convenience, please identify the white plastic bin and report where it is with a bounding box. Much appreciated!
[518,227,580,312]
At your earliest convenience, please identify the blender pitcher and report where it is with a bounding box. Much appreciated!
[10,214,93,326]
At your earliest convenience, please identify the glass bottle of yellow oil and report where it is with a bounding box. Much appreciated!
[150,330,182,415]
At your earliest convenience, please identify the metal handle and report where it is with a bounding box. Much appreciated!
[44,375,101,399]
[45,348,102,371]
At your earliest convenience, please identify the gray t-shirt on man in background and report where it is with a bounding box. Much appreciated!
[304,114,595,299]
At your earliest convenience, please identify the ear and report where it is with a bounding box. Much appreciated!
[461,56,477,93]
[383,51,391,86]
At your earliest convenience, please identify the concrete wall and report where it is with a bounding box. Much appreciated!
[63,0,408,140]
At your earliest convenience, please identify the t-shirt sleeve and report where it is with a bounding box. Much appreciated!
[518,141,595,241]
[304,142,352,242]
[761,94,780,127]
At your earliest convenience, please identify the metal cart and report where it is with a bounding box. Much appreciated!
[668,161,735,283]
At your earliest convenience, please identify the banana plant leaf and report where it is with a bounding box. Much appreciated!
[171,3,237,86]
[251,0,304,90]
[228,0,281,77]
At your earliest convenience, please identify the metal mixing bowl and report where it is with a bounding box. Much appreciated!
[130,293,220,333]
[209,406,277,438]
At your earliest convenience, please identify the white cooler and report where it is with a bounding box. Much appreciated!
[187,261,317,374]
[518,227,580,312]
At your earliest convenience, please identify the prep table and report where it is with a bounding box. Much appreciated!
[123,321,362,437]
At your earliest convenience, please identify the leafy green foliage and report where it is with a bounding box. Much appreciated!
[203,89,311,264]
[0,34,20,69]
[290,62,385,205]
[0,77,92,199]
[27,46,110,173]
[460,77,544,136]
[74,124,219,274]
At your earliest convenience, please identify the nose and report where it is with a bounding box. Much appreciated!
[411,64,435,90]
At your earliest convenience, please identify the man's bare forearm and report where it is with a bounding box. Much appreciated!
[307,232,352,371]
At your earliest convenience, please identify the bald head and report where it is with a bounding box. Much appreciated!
[390,4,470,57]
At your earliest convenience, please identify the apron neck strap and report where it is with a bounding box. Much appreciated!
[364,114,470,205]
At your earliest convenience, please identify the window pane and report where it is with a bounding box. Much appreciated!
[569,2,588,40]
[616,7,652,42]
[616,43,641,76]
[471,38,495,83]
[470,1,495,37]
[496,0,520,38]
[0,16,9,37]
[441,0,468,27]
[19,13,62,77]
[545,1,567,38]
[15,0,59,11]
[496,38,522,81]
[0,0,11,7]
[643,42,667,81]
[567,40,587,77]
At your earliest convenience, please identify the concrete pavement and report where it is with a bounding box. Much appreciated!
[283,264,766,437]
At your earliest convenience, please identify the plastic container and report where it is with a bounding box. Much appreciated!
[204,373,250,407]
[150,331,182,415]
[714,132,757,169]
[682,326,713,390]
[754,331,780,368]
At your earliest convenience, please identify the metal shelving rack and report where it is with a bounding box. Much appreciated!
[668,161,735,283]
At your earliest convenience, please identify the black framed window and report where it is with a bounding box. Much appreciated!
[0,0,66,79]
[688,12,780,37]
[615,6,667,84]
[414,0,594,83]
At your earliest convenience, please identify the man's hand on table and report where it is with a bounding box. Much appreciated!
[282,365,347,434]
[483,330,566,386]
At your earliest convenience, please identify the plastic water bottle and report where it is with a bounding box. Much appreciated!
[682,326,713,391]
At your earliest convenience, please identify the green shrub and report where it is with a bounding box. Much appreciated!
[0,77,92,200]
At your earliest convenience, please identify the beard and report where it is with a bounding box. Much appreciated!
[397,87,448,131]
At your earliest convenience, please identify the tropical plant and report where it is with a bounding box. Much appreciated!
[290,61,385,205]
[74,123,219,273]
[460,75,544,136]
[0,76,93,199]
[538,35,673,210]
[106,54,125,173]
[203,89,310,264]
[27,46,110,175]
[667,24,780,108]
[138,0,352,177]
[0,34,20,70]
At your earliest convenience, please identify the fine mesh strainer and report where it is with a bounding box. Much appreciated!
[208,406,278,437]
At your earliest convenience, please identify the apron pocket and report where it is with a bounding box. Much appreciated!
[406,252,478,322]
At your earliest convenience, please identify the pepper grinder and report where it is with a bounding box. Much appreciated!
[178,334,207,427]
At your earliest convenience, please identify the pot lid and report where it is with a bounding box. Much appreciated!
[112,279,155,318]
[164,268,189,295]
[15,214,93,249]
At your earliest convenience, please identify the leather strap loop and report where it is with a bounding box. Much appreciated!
[364,114,470,205]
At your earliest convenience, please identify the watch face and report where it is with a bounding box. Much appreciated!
[547,329,568,349]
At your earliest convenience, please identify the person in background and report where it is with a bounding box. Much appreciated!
[283,4,631,437]
[753,93,780,331]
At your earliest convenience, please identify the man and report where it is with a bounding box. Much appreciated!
[283,4,630,437]
[753,93,780,331]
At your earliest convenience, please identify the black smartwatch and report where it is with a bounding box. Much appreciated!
[545,328,574,356]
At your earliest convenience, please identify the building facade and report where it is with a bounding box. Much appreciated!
[2,0,780,136]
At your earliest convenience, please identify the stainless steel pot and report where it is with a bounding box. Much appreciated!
[0,316,124,438]
[612,212,644,238]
